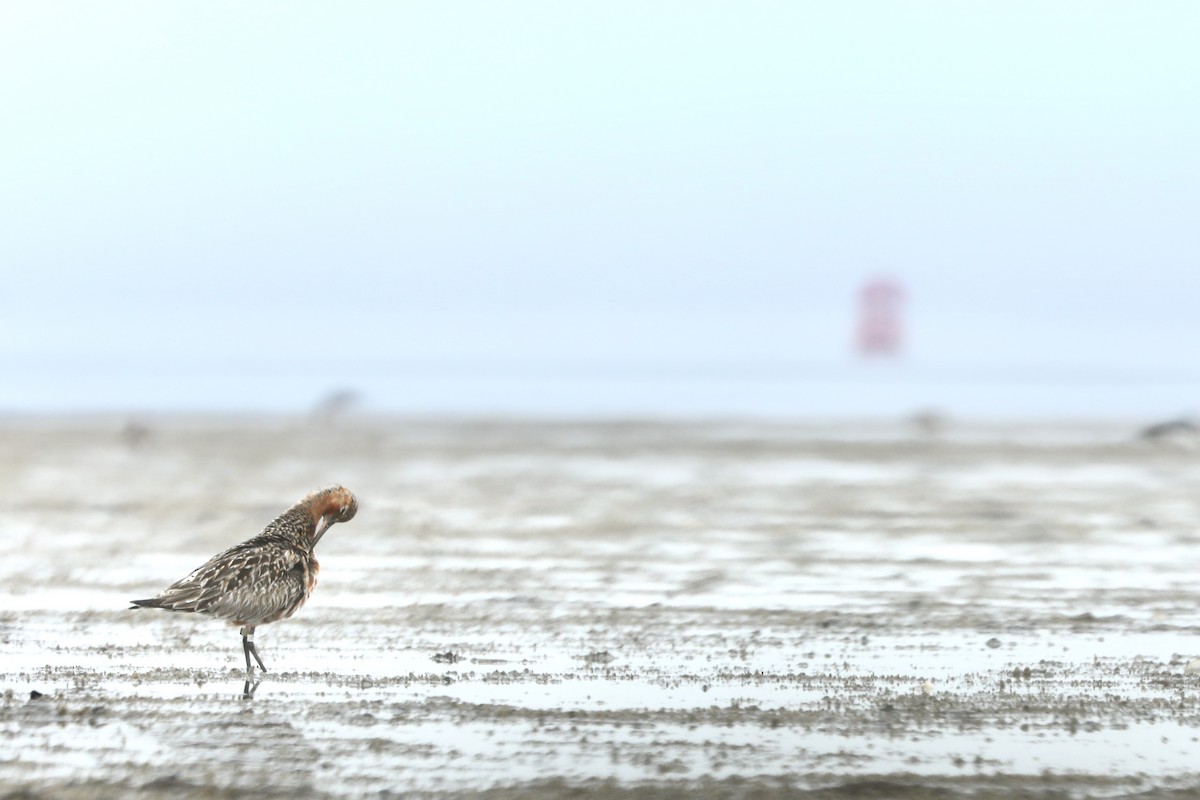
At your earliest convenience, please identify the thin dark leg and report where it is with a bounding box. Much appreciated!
[240,626,268,673]
[247,640,267,672]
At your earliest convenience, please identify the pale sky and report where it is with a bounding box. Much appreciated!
[2,3,1198,414]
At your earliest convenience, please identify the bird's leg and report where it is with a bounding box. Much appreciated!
[240,625,268,673]
[240,626,253,673]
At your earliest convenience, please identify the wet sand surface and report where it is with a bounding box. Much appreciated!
[3,417,1200,798]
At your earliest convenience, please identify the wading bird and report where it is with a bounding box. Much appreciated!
[132,485,358,673]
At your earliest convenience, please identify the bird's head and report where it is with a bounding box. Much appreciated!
[309,485,358,545]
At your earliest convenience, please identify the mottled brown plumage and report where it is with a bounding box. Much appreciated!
[132,485,358,673]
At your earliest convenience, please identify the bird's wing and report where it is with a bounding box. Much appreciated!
[146,542,308,622]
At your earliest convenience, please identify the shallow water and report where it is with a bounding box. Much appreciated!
[2,417,1200,798]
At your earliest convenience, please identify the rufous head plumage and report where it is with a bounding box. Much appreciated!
[306,485,357,545]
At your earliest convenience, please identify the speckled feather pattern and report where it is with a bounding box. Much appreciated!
[132,486,358,627]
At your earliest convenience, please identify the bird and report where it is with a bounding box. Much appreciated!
[131,485,358,674]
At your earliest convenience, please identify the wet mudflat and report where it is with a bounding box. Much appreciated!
[3,417,1200,798]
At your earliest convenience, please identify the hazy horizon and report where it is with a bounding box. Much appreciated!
[3,3,1198,416]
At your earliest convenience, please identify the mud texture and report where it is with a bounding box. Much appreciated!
[2,417,1200,798]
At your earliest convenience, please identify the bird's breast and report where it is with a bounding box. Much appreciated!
[307,556,319,595]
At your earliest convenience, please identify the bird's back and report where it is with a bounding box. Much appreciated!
[131,534,317,626]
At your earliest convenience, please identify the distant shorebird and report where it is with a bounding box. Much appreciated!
[132,485,358,673]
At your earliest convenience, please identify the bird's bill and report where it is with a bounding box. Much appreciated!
[313,514,335,545]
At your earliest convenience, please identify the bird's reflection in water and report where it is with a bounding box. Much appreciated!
[242,677,263,699]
